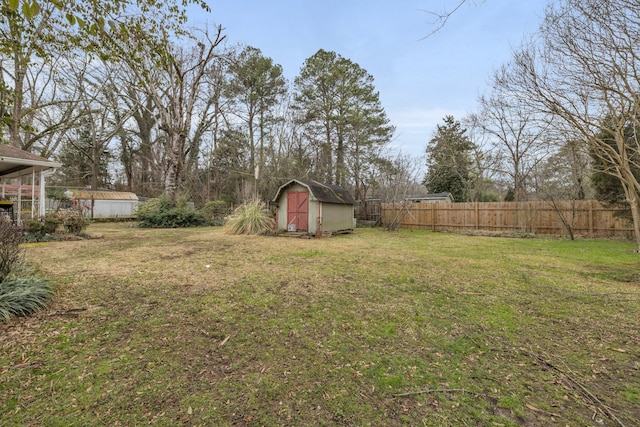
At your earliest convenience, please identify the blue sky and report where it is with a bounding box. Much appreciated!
[189,1,549,158]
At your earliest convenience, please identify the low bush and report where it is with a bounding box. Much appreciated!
[24,215,61,241]
[200,200,232,226]
[138,195,206,228]
[223,199,275,235]
[0,219,23,282]
[58,206,90,234]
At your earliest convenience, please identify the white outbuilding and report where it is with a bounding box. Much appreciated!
[68,190,139,219]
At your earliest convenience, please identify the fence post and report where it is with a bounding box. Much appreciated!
[431,203,435,231]
[475,203,479,230]
[589,200,594,237]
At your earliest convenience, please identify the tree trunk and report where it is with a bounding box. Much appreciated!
[164,132,183,200]
[336,136,345,187]
[620,171,640,252]
[324,122,333,184]
[628,196,640,252]
[10,57,25,148]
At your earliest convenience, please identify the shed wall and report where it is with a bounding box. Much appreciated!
[308,200,320,234]
[79,199,138,218]
[320,203,354,232]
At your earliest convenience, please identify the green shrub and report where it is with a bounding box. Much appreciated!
[223,199,275,235]
[138,195,174,216]
[137,195,206,228]
[0,275,53,322]
[0,219,23,282]
[24,215,60,241]
[174,194,192,210]
[57,206,90,234]
[200,200,232,226]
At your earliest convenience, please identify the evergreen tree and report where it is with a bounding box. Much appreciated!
[423,116,476,202]
[226,46,288,186]
[292,49,394,188]
[56,118,112,188]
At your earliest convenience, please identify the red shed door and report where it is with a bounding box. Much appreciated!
[287,191,309,231]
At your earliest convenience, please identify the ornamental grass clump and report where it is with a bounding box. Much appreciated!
[223,199,275,235]
[0,275,53,322]
[0,219,53,322]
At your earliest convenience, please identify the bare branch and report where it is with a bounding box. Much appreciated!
[420,0,483,39]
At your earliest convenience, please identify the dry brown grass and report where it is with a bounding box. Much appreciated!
[1,222,639,426]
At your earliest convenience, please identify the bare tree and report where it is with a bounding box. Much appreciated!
[120,77,163,196]
[372,151,424,231]
[471,88,552,201]
[534,139,594,239]
[464,116,504,201]
[56,59,123,189]
[499,0,640,251]
[25,54,85,157]
[1,0,59,148]
[0,28,83,155]
[1,0,203,156]
[121,27,226,200]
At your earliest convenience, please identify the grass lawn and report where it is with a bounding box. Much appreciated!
[1,223,639,426]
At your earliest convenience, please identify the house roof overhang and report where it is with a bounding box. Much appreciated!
[0,145,61,180]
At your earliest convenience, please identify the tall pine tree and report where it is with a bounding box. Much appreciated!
[292,49,394,189]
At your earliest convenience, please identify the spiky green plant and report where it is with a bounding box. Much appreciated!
[0,275,53,322]
[223,199,275,235]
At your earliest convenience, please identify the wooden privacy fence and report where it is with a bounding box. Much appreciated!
[381,200,636,238]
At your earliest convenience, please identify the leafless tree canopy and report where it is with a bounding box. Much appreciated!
[495,0,640,249]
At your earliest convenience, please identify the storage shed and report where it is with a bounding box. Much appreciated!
[408,192,454,203]
[68,190,139,219]
[273,179,355,236]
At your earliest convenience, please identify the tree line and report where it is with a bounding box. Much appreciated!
[421,0,640,250]
[1,0,398,212]
[3,0,640,250]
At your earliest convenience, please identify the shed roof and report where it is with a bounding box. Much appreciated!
[408,192,454,201]
[0,144,61,179]
[70,190,139,201]
[273,179,355,205]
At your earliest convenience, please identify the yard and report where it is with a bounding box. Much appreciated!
[1,223,639,426]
